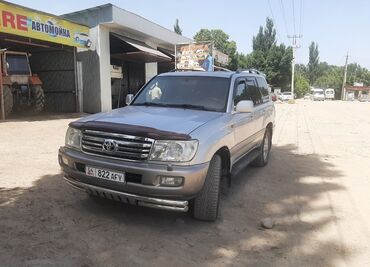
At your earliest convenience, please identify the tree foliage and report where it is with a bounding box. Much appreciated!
[245,18,293,89]
[308,42,320,85]
[173,18,182,35]
[294,72,310,97]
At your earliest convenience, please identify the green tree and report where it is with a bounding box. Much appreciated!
[245,17,293,89]
[252,17,276,53]
[315,67,343,98]
[308,42,320,85]
[173,18,182,35]
[294,73,310,97]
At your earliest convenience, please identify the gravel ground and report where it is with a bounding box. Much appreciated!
[1,101,370,267]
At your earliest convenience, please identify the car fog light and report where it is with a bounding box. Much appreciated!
[160,176,184,187]
[60,156,69,166]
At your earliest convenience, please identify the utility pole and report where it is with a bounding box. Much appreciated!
[288,35,302,98]
[341,52,349,101]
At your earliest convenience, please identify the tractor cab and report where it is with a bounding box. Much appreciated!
[0,50,45,117]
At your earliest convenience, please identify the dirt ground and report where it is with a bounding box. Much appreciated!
[1,101,370,267]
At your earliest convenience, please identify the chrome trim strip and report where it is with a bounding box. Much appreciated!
[84,130,154,142]
[64,176,189,212]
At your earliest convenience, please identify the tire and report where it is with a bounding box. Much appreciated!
[2,85,13,117]
[193,154,222,221]
[31,85,45,114]
[252,128,272,167]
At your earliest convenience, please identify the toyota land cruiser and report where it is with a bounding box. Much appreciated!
[59,70,275,221]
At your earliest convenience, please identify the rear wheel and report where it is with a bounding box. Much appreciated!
[193,154,222,221]
[30,85,45,114]
[1,85,13,117]
[252,128,271,167]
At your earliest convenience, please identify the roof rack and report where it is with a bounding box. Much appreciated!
[214,65,232,72]
[169,68,205,72]
[236,69,265,76]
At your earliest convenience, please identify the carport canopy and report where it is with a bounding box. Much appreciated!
[110,33,171,63]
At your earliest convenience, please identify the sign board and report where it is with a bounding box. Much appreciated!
[213,50,229,66]
[0,1,91,48]
[175,42,214,71]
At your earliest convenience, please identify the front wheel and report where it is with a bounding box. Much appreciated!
[252,128,271,167]
[30,85,45,114]
[193,154,222,221]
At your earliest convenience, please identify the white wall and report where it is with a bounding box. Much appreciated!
[145,63,158,82]
[97,25,112,112]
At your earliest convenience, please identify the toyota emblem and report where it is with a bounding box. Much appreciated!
[102,139,117,152]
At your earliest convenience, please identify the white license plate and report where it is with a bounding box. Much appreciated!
[85,166,125,183]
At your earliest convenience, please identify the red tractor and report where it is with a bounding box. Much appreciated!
[0,50,45,117]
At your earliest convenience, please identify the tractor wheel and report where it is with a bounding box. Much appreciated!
[2,85,13,117]
[30,85,45,114]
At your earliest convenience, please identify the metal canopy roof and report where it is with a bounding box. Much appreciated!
[110,33,171,63]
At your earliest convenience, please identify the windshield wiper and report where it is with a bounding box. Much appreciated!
[166,104,218,112]
[131,102,169,107]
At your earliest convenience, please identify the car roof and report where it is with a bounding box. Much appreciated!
[158,71,264,79]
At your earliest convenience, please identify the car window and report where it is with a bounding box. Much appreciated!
[233,77,262,106]
[233,79,247,106]
[247,78,263,106]
[256,77,270,103]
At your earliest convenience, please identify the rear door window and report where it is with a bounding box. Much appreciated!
[256,77,270,103]
[247,77,263,106]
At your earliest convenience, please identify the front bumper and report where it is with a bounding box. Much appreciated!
[59,147,209,211]
[64,176,189,211]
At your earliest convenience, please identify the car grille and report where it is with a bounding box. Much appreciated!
[81,130,154,161]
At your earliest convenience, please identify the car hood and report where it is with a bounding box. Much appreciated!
[77,106,223,135]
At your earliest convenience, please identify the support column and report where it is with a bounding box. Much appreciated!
[145,62,158,82]
[97,25,112,112]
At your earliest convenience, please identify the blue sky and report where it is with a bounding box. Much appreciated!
[8,0,370,68]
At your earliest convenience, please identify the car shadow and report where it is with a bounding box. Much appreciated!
[0,144,352,266]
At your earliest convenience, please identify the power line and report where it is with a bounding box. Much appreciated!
[291,0,296,35]
[267,0,284,42]
[280,0,290,36]
[288,34,302,96]
[299,0,304,36]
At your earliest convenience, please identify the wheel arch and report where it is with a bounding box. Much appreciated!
[214,146,231,175]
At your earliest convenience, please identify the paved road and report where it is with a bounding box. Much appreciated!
[1,101,370,266]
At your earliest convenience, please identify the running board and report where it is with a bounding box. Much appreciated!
[230,148,260,177]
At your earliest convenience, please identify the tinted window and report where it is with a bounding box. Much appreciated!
[233,79,248,106]
[132,76,230,112]
[247,77,262,105]
[233,77,262,106]
[256,77,270,103]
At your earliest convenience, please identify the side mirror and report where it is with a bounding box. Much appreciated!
[235,100,254,113]
[126,94,134,105]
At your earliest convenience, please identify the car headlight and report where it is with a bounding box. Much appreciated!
[149,140,198,162]
[65,127,82,149]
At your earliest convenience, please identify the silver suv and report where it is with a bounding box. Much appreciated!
[59,70,275,221]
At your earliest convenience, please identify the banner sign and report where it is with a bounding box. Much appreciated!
[213,50,229,66]
[0,1,91,48]
[175,42,214,71]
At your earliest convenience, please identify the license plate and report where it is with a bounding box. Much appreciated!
[85,166,125,183]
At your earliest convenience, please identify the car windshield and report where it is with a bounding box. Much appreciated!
[283,92,291,95]
[131,75,230,112]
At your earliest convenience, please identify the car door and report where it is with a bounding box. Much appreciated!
[255,76,273,144]
[231,77,258,163]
